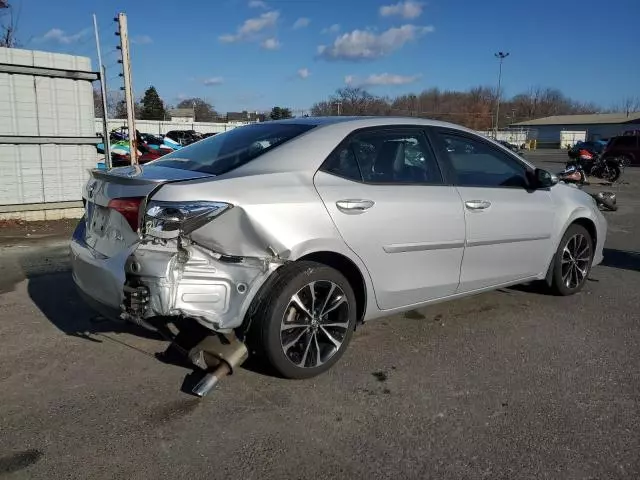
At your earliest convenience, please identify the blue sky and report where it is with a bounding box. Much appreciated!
[16,0,640,113]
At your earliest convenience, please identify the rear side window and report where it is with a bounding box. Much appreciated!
[611,136,636,148]
[153,123,315,175]
[322,129,444,185]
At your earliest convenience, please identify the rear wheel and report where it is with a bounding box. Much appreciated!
[549,224,594,296]
[251,261,357,379]
[619,155,632,169]
[605,164,621,183]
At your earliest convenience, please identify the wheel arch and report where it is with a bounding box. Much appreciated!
[545,216,598,285]
[296,251,368,323]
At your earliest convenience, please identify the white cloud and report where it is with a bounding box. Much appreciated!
[345,73,421,87]
[380,1,423,19]
[34,27,90,44]
[297,68,310,79]
[249,0,268,8]
[293,17,310,29]
[321,24,341,34]
[131,35,153,45]
[203,77,224,86]
[317,24,433,61]
[261,37,281,50]
[220,11,280,43]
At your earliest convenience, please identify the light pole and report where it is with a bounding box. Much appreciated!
[493,51,509,137]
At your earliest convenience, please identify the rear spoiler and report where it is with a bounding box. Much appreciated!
[90,168,166,185]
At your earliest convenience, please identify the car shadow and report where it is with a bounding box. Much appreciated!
[27,271,163,342]
[20,247,281,390]
[601,248,640,273]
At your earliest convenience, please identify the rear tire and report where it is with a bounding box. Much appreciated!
[606,164,621,183]
[619,155,632,169]
[549,224,594,296]
[249,261,357,379]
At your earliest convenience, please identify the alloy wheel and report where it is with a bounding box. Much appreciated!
[561,234,591,289]
[280,280,350,368]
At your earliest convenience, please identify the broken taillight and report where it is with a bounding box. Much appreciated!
[144,201,231,239]
[108,197,143,231]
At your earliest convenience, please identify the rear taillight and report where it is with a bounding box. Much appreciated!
[144,201,231,239]
[108,197,143,231]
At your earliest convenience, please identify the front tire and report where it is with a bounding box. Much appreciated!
[549,224,594,296]
[251,261,357,379]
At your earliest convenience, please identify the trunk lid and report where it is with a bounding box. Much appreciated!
[83,164,213,257]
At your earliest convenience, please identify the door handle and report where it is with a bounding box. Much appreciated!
[464,200,491,210]
[336,199,375,212]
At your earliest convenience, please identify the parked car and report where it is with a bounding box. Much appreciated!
[165,130,202,146]
[568,140,606,159]
[602,135,640,166]
[71,117,606,389]
[497,140,520,152]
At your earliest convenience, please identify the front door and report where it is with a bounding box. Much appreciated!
[429,128,555,292]
[314,127,466,310]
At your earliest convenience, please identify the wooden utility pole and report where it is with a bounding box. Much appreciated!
[117,12,138,164]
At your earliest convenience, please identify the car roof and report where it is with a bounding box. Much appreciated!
[230,116,535,175]
[269,115,475,131]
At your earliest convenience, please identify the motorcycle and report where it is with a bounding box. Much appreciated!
[557,164,618,211]
[566,149,622,183]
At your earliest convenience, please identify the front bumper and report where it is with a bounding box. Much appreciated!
[592,209,607,267]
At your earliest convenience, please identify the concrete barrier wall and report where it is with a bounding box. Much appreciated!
[0,47,98,214]
[94,119,249,136]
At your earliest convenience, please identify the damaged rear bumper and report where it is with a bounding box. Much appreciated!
[120,239,281,332]
[71,219,281,332]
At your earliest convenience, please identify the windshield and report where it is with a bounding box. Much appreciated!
[152,123,315,175]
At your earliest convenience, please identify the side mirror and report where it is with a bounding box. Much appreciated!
[534,168,558,188]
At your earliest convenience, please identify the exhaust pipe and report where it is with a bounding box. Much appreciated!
[188,333,248,398]
[192,363,231,397]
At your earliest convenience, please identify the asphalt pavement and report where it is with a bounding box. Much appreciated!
[0,152,638,479]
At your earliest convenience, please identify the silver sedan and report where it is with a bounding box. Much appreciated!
[71,117,606,388]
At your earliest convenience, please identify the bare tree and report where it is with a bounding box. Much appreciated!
[93,88,125,118]
[176,98,217,122]
[611,97,640,115]
[310,85,602,129]
[0,0,19,48]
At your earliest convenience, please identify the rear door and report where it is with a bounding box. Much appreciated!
[314,127,466,311]
[429,128,555,292]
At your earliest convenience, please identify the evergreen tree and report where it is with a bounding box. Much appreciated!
[140,86,166,120]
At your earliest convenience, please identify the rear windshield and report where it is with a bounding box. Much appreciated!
[151,123,315,175]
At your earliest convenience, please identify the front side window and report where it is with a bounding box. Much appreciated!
[436,132,529,188]
[153,123,315,175]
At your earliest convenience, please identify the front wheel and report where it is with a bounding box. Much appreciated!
[250,261,357,379]
[549,224,594,296]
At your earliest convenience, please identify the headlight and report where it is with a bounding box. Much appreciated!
[144,201,231,239]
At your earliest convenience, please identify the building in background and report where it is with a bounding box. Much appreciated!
[226,111,265,123]
[511,112,640,148]
[169,108,195,123]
